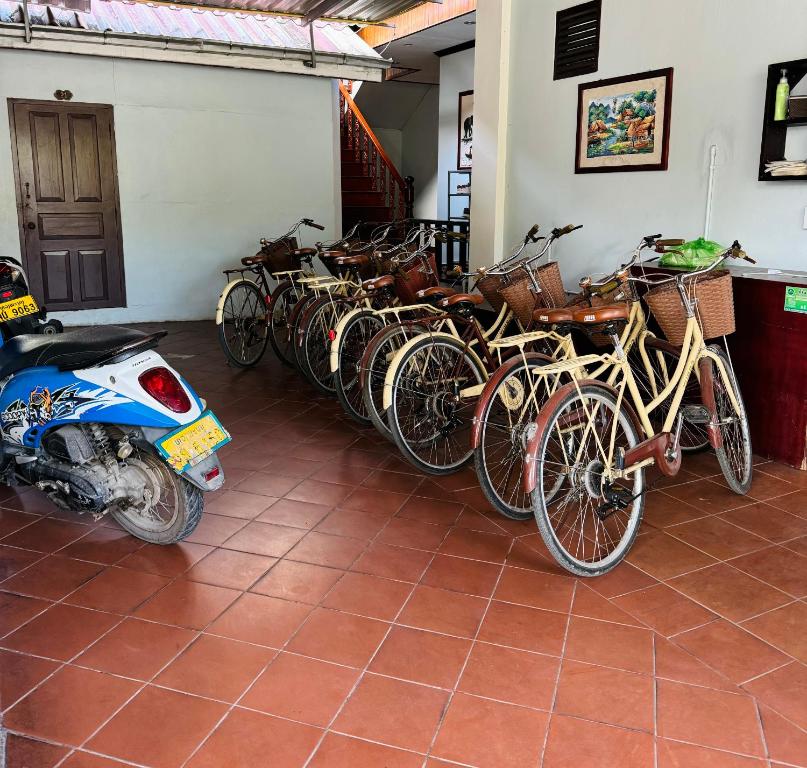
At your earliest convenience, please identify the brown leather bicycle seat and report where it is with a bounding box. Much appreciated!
[241,254,264,266]
[416,286,455,301]
[437,293,484,309]
[318,249,346,259]
[334,254,369,268]
[572,304,629,324]
[291,247,317,258]
[533,308,575,324]
[362,275,394,292]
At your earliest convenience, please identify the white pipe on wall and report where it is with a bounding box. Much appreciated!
[704,144,718,239]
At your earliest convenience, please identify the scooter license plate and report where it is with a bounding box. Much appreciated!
[0,295,39,322]
[156,411,231,473]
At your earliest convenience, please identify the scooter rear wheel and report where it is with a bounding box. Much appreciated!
[110,449,203,544]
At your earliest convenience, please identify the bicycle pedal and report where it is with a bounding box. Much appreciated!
[681,404,710,424]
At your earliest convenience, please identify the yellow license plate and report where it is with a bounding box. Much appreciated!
[157,412,231,472]
[0,295,38,322]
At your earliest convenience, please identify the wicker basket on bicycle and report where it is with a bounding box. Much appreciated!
[644,269,734,347]
[393,252,439,305]
[498,261,567,326]
[475,272,506,312]
[259,237,300,273]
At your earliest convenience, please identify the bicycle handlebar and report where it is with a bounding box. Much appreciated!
[302,218,325,231]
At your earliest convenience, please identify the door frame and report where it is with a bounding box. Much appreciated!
[7,97,127,309]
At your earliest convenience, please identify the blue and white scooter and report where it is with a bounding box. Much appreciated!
[0,273,229,544]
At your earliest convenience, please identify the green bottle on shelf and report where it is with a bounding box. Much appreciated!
[774,69,790,121]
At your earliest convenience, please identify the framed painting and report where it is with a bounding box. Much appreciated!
[457,90,473,169]
[575,68,673,173]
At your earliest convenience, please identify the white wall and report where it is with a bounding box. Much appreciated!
[503,0,807,282]
[0,50,340,324]
[374,127,403,173]
[402,85,440,219]
[437,47,475,219]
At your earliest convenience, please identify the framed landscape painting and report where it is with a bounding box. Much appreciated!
[575,68,673,173]
[457,90,473,169]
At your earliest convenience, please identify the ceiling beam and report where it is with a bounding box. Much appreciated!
[360,0,472,48]
[303,0,348,25]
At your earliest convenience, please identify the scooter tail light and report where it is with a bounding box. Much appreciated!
[138,367,192,413]
[204,466,220,482]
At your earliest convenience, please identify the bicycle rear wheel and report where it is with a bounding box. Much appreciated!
[530,382,644,577]
[218,280,268,368]
[474,356,561,520]
[335,310,385,425]
[387,335,486,474]
[267,281,298,366]
[705,345,752,495]
[300,297,343,395]
[362,322,427,441]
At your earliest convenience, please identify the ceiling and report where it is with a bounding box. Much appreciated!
[379,10,474,83]
[157,0,435,24]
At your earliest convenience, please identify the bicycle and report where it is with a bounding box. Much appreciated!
[382,225,582,474]
[472,235,709,522]
[521,242,754,576]
[216,217,328,368]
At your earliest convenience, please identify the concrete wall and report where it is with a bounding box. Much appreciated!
[437,47,475,219]
[501,0,807,282]
[0,50,341,324]
[402,85,440,219]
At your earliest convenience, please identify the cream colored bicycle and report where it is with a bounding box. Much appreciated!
[521,242,754,576]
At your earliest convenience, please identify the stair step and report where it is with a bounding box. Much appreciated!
[342,176,377,191]
[343,190,386,206]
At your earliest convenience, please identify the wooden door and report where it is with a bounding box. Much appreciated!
[9,100,125,310]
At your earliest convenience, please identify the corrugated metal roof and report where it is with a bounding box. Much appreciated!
[166,1,431,25]
[0,0,384,56]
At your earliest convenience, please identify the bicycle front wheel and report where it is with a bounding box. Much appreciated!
[530,382,644,577]
[388,336,486,474]
[218,280,268,368]
[300,297,343,395]
[705,345,752,495]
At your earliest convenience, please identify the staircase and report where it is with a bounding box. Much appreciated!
[339,82,413,229]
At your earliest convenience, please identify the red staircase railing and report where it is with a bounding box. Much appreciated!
[339,82,414,220]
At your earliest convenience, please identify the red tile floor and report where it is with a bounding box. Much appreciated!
[1,321,806,768]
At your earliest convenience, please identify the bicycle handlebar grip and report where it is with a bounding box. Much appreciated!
[525,224,540,242]
[656,238,685,247]
[309,221,326,231]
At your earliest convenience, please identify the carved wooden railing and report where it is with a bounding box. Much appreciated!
[339,82,414,220]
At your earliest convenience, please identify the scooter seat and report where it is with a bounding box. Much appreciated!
[0,326,165,379]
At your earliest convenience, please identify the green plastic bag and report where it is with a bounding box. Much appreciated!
[659,237,726,269]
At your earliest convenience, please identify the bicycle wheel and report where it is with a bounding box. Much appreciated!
[267,281,298,366]
[218,280,268,368]
[335,310,385,425]
[362,322,427,442]
[388,335,486,474]
[530,382,644,576]
[474,356,564,521]
[289,292,320,372]
[705,344,752,494]
[631,338,709,453]
[300,297,342,395]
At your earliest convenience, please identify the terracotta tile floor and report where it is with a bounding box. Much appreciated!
[1,321,806,768]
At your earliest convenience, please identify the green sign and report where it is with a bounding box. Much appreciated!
[784,286,807,314]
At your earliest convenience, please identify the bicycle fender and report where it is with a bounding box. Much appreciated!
[215,278,262,325]
[521,379,643,494]
[382,331,487,412]
[698,356,722,450]
[329,306,368,374]
[470,352,555,449]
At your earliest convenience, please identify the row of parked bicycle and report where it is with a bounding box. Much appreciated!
[216,218,754,576]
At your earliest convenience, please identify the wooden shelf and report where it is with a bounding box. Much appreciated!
[758,58,807,182]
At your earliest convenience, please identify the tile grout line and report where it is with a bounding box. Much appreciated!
[420,536,516,768]
[536,581,577,768]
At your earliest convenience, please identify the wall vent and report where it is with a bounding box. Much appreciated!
[554,0,601,80]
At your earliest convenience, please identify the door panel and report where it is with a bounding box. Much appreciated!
[30,112,65,203]
[41,251,73,304]
[68,114,102,202]
[10,100,125,310]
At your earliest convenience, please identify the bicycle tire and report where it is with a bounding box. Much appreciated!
[218,280,268,368]
[335,309,385,425]
[267,280,298,366]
